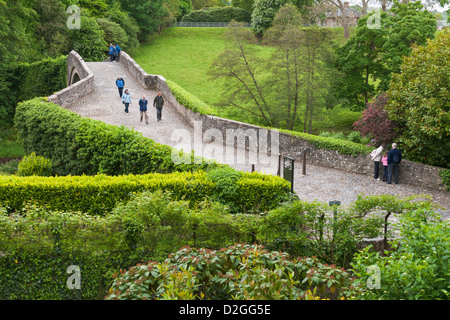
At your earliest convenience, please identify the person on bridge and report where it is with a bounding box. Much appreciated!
[116,77,125,98]
[139,95,149,124]
[121,89,131,115]
[387,143,402,185]
[153,91,164,121]
[113,44,121,62]
[109,43,115,62]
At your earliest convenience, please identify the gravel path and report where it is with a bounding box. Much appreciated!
[68,61,450,219]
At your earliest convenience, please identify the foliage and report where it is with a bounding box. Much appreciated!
[120,0,169,40]
[386,28,450,168]
[105,243,364,300]
[232,0,255,13]
[251,0,293,35]
[351,209,450,300]
[206,167,243,211]
[166,80,217,115]
[439,169,450,191]
[278,128,372,156]
[1,55,67,125]
[353,93,399,147]
[181,6,251,22]
[68,15,108,62]
[0,159,20,175]
[258,200,385,267]
[14,98,219,176]
[0,170,290,216]
[335,1,437,110]
[106,0,140,50]
[16,152,52,177]
[96,18,129,49]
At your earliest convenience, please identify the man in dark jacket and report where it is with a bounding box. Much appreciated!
[153,91,164,121]
[387,143,402,184]
[139,95,149,124]
[115,77,125,98]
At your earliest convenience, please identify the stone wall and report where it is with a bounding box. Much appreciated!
[48,51,94,108]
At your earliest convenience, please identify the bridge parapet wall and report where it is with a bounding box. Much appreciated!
[48,51,94,107]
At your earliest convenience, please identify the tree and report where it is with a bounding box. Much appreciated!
[209,21,275,126]
[353,93,398,146]
[380,0,437,90]
[386,28,450,168]
[335,11,389,110]
[232,0,255,12]
[68,15,107,61]
[324,0,353,39]
[120,0,168,40]
[335,1,437,110]
[251,0,292,35]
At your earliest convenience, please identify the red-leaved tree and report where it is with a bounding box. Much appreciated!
[353,93,398,146]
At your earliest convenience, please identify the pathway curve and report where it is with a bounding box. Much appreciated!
[68,61,450,219]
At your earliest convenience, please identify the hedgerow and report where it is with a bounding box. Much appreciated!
[166,80,216,115]
[181,7,251,23]
[0,170,291,215]
[14,97,220,176]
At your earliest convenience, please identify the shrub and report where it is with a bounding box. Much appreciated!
[258,200,385,267]
[1,56,67,124]
[14,98,220,176]
[16,152,52,177]
[353,93,399,147]
[0,170,290,215]
[0,159,20,175]
[105,243,364,300]
[351,209,450,300]
[181,6,251,23]
[439,169,450,191]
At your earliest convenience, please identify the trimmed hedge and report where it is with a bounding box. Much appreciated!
[14,98,220,176]
[181,7,251,23]
[1,55,67,124]
[0,170,291,215]
[166,80,216,115]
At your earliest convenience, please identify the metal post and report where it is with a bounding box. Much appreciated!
[251,164,255,173]
[277,154,281,176]
[302,150,307,175]
[329,200,341,240]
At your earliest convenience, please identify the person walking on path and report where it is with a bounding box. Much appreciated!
[370,144,384,180]
[153,91,164,121]
[115,77,125,98]
[381,151,388,182]
[139,95,149,124]
[387,143,402,184]
[114,44,121,62]
[109,43,115,62]
[121,89,131,115]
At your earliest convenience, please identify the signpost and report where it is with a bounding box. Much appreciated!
[329,200,341,240]
[283,156,295,193]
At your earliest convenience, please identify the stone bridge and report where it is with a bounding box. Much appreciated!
[48,51,449,218]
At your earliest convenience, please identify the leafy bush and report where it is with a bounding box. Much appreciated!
[105,243,364,300]
[14,98,220,176]
[439,169,450,191]
[351,209,450,300]
[353,93,399,147]
[16,152,52,177]
[0,170,290,215]
[258,200,385,267]
[0,159,20,175]
[181,6,251,22]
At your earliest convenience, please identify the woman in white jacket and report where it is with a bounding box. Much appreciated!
[371,145,384,180]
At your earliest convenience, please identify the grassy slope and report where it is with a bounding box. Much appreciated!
[130,27,361,134]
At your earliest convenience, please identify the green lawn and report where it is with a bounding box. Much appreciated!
[130,27,360,134]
